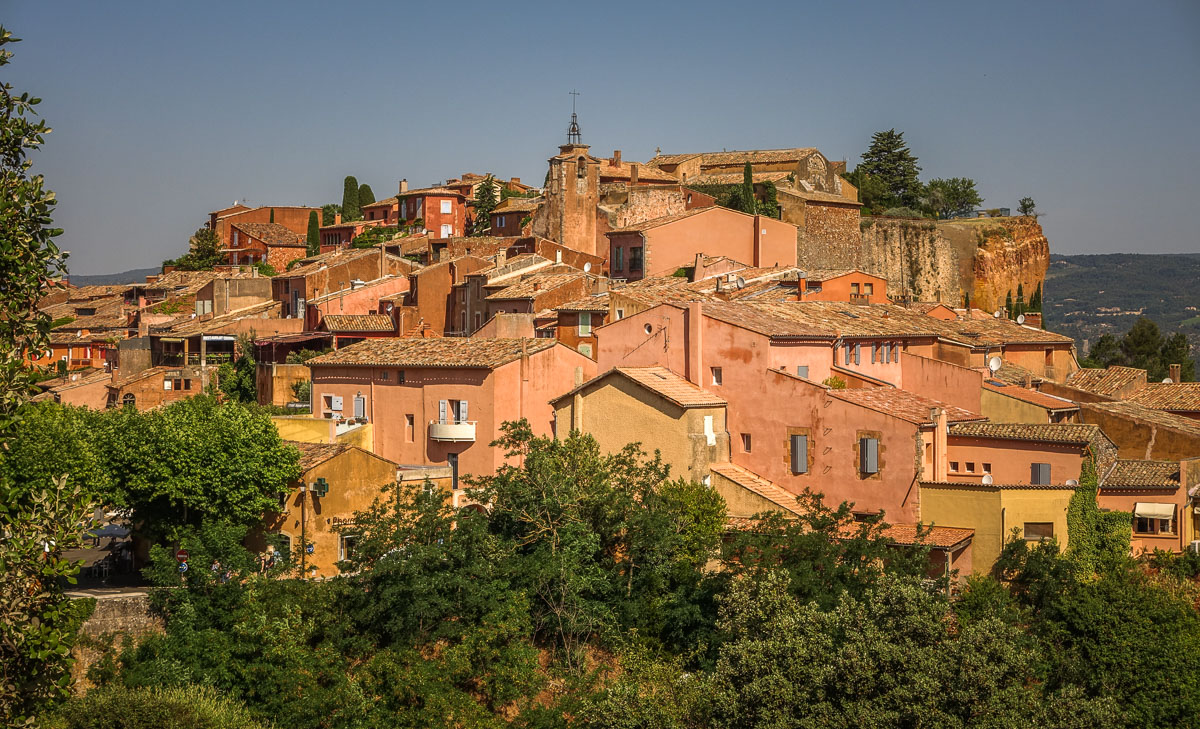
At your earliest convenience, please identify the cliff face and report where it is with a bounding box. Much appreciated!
[797,216,1049,308]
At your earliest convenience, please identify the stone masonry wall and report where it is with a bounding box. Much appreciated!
[71,593,164,692]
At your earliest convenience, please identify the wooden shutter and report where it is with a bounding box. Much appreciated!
[438,399,448,424]
[860,437,879,474]
[353,396,365,418]
[790,434,808,474]
[854,343,861,365]
[458,399,469,421]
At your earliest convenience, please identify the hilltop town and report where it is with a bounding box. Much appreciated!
[31,119,1200,582]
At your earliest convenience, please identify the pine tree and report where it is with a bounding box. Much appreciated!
[269,208,275,223]
[358,183,375,207]
[306,211,320,256]
[858,129,923,209]
[342,176,360,221]
[1160,333,1196,381]
[471,175,498,236]
[1120,317,1164,376]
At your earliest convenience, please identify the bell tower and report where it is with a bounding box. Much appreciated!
[537,92,600,255]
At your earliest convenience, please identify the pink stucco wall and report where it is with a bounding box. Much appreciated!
[944,437,1083,486]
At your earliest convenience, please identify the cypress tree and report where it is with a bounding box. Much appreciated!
[342,176,361,221]
[306,211,320,256]
[1016,283,1025,315]
[358,183,375,207]
[269,208,275,223]
[741,162,757,214]
[1030,282,1043,312]
[1005,290,1014,318]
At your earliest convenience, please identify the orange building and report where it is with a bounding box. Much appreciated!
[606,206,797,281]
[942,423,1117,487]
[306,338,597,485]
[1098,458,1198,555]
[225,222,309,269]
[799,269,889,304]
[209,205,321,248]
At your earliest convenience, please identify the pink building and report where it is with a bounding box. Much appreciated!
[306,338,597,483]
[606,206,797,281]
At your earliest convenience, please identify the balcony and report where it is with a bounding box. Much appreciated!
[429,419,476,442]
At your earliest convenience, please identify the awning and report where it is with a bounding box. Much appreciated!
[1134,502,1175,519]
[158,337,184,343]
[203,335,236,342]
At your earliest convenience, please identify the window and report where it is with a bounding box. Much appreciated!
[860,437,879,474]
[844,344,852,365]
[474,313,481,330]
[854,343,861,365]
[851,283,860,295]
[966,462,976,473]
[1030,463,1051,485]
[796,365,809,378]
[790,434,808,474]
[871,343,877,364]
[353,395,366,419]
[950,461,960,472]
[1023,522,1054,542]
[983,462,992,473]
[396,370,405,383]
[405,414,415,442]
[122,393,135,407]
[163,379,172,391]
[741,433,752,453]
[578,312,592,336]
[440,223,453,238]
[339,535,360,561]
[232,230,239,247]
[628,246,643,273]
[864,283,874,295]
[578,343,593,358]
[711,367,723,386]
[614,246,624,271]
[615,309,625,320]
[457,399,469,422]
[496,215,506,227]
[440,199,452,214]
[1134,516,1176,535]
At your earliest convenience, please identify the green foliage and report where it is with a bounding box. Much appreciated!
[1005,289,1014,318]
[350,225,397,249]
[1029,281,1043,312]
[357,182,375,207]
[216,334,256,404]
[253,261,275,277]
[822,375,847,389]
[321,202,341,226]
[924,176,982,218]
[341,175,360,221]
[1065,455,1131,575]
[305,210,320,255]
[163,228,223,272]
[268,207,274,223]
[44,683,269,729]
[290,379,310,403]
[1081,316,1196,381]
[881,206,926,218]
[471,175,499,236]
[855,128,923,210]
[1019,196,1038,217]
[284,347,330,364]
[758,180,780,219]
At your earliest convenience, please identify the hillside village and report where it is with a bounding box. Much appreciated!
[33,119,1200,581]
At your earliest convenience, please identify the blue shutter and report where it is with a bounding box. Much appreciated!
[790,434,808,474]
[854,343,861,365]
[860,437,879,474]
[797,365,809,379]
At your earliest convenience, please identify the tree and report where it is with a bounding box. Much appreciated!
[1019,196,1038,217]
[470,175,498,236]
[924,177,982,218]
[341,176,360,221]
[1005,290,1014,319]
[1016,283,1026,316]
[1029,281,1043,312]
[165,228,223,271]
[1120,317,1164,376]
[843,168,889,214]
[268,207,274,223]
[1160,332,1196,381]
[857,129,923,209]
[46,684,271,729]
[358,183,375,207]
[216,333,256,403]
[321,203,340,226]
[305,210,320,256]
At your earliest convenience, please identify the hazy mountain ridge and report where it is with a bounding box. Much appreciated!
[68,267,160,286]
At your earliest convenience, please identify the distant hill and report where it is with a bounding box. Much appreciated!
[1043,252,1200,357]
[68,267,159,286]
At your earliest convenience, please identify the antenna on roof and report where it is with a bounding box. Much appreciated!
[988,356,1002,373]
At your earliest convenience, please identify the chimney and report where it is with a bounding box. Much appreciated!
[686,301,704,386]
[399,179,408,194]
[931,408,949,482]
[1170,363,1182,382]
[1023,373,1033,388]
[510,177,521,186]
[496,249,507,268]
[630,163,639,185]
[532,282,541,291]
[612,150,621,167]
[335,213,342,225]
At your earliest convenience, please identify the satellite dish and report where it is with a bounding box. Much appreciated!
[1163,377,1173,383]
[1016,314,1026,324]
[1065,479,1079,487]
[993,310,1003,319]
[981,473,994,485]
[583,262,591,272]
[735,276,746,290]
[988,356,1002,373]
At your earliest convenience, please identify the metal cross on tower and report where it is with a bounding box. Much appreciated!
[567,90,583,145]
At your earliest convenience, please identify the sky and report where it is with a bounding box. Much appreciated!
[6,0,1200,275]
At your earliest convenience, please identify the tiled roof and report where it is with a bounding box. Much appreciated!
[649,147,819,168]
[608,207,716,234]
[982,382,1079,411]
[278,248,407,279]
[880,524,974,549]
[702,301,944,339]
[690,170,793,186]
[1102,459,1181,490]
[617,367,727,408]
[555,292,610,312]
[948,422,1102,445]
[485,273,586,301]
[989,362,1042,386]
[804,268,881,282]
[230,222,306,248]
[398,186,465,198]
[321,314,395,333]
[48,330,95,344]
[157,300,280,336]
[492,196,542,213]
[598,159,680,183]
[831,388,984,425]
[710,463,804,516]
[286,441,351,471]
[1125,383,1200,412]
[307,337,555,369]
[1066,366,1146,397]
[1081,400,1200,437]
[778,186,862,206]
[935,316,1074,346]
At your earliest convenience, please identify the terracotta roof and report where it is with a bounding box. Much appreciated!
[880,524,975,549]
[1102,459,1181,490]
[936,316,1074,346]
[779,186,862,206]
[690,170,793,186]
[702,301,944,339]
[617,367,727,408]
[920,480,1077,491]
[804,268,882,283]
[278,248,407,279]
[48,330,96,344]
[948,422,1102,445]
[982,381,1079,411]
[321,314,395,333]
[989,362,1043,386]
[288,441,351,471]
[608,207,716,234]
[398,186,465,199]
[831,388,984,425]
[555,292,610,312]
[649,148,819,168]
[1125,383,1200,412]
[307,337,555,368]
[485,273,586,301]
[1066,366,1147,397]
[157,300,280,336]
[492,197,542,213]
[710,463,804,515]
[598,159,679,183]
[230,222,306,248]
[1081,400,1200,437]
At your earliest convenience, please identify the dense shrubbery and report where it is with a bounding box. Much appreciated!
[52,420,1200,728]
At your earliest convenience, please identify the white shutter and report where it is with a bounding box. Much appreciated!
[439,399,448,424]
[458,400,469,422]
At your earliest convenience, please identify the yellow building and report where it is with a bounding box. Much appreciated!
[980,382,1079,424]
[920,481,1076,573]
[551,366,729,485]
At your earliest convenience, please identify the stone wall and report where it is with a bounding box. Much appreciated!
[71,593,164,692]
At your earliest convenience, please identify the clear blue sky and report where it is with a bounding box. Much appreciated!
[7,0,1199,274]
